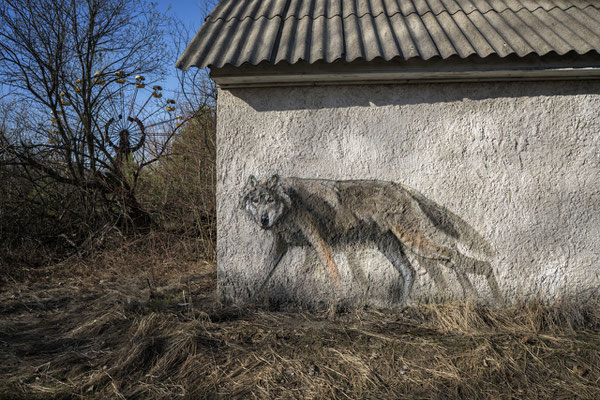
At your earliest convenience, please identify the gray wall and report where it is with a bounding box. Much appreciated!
[216,80,600,308]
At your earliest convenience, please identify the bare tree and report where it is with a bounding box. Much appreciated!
[170,0,219,113]
[0,0,179,231]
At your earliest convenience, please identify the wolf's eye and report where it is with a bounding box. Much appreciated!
[266,197,274,204]
[251,197,259,204]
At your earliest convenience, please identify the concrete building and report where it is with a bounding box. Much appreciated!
[178,0,600,308]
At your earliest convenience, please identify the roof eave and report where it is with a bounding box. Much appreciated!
[209,53,600,89]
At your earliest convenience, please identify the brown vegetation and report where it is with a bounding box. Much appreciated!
[1,232,600,399]
[0,104,216,266]
[0,0,176,231]
[0,0,217,265]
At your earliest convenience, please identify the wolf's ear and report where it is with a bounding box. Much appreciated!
[266,174,280,189]
[240,175,257,210]
[245,175,258,190]
[239,194,249,210]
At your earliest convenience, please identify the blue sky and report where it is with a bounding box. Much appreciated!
[155,0,206,27]
[154,0,213,94]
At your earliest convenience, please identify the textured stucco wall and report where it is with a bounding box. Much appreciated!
[216,80,600,308]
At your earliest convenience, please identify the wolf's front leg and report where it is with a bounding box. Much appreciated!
[256,235,288,297]
[295,209,342,287]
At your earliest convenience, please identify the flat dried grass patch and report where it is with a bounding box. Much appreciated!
[1,239,599,399]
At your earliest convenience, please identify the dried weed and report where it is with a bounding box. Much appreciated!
[1,238,599,399]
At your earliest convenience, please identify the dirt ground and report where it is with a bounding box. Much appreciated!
[1,240,600,399]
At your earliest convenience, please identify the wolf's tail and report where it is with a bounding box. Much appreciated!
[400,184,495,260]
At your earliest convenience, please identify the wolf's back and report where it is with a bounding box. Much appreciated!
[280,177,494,260]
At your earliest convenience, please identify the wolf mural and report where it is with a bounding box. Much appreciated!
[240,174,503,304]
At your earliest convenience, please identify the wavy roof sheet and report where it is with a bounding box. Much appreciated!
[176,0,600,69]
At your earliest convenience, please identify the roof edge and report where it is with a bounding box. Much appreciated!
[210,53,600,88]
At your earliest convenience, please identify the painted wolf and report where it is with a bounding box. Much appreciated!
[241,174,503,304]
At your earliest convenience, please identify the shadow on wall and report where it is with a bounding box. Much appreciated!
[240,174,504,305]
[229,80,600,112]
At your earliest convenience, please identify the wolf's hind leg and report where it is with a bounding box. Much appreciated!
[389,225,454,261]
[345,250,369,295]
[451,266,478,300]
[485,272,504,304]
[413,254,449,293]
[452,253,504,303]
[377,232,415,305]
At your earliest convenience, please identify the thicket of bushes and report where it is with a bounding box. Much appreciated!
[0,0,217,273]
[0,107,216,270]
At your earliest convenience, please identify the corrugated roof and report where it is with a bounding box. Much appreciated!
[176,0,600,70]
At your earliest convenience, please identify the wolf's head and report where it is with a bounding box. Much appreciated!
[240,174,291,230]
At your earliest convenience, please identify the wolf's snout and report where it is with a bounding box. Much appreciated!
[260,214,269,228]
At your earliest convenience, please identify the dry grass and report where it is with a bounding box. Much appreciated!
[1,236,599,399]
